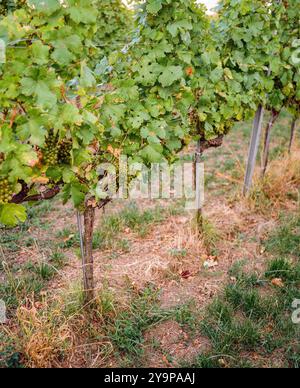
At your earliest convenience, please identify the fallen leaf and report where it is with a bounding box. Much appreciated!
[162,355,172,367]
[260,247,266,254]
[34,302,44,310]
[63,234,75,243]
[181,270,192,280]
[265,323,274,334]
[218,358,228,368]
[203,259,219,269]
[271,278,284,288]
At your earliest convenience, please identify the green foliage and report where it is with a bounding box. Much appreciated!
[107,285,197,364]
[264,215,300,259]
[0,270,44,309]
[0,0,25,16]
[99,0,210,165]
[95,0,133,59]
[0,0,210,227]
[0,0,299,230]
[0,0,103,226]
[108,285,164,361]
[217,0,300,118]
[265,258,294,282]
[269,0,300,116]
[189,0,298,143]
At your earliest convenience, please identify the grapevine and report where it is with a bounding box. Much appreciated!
[262,0,300,169]
[98,0,210,165]
[217,0,300,180]
[0,0,211,301]
[95,0,134,59]
[0,0,102,228]
[0,0,299,303]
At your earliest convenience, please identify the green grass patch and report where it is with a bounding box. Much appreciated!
[186,254,300,368]
[105,285,198,366]
[93,201,183,251]
[264,215,300,259]
[0,272,44,310]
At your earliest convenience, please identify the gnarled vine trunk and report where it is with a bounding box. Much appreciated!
[289,118,297,154]
[194,138,203,234]
[261,110,280,177]
[83,206,96,304]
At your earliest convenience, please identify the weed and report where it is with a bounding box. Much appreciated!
[50,251,67,269]
[224,284,266,320]
[0,273,44,310]
[169,248,188,258]
[265,258,294,281]
[174,303,198,333]
[108,286,162,360]
[57,228,79,249]
[198,218,220,251]
[106,285,194,365]
[208,298,234,325]
[187,353,223,368]
[264,216,300,259]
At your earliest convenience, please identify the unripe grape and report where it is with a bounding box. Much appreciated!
[57,140,72,164]
[42,130,59,166]
[0,177,14,204]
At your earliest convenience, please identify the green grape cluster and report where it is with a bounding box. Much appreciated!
[0,177,14,204]
[58,140,72,165]
[42,131,59,166]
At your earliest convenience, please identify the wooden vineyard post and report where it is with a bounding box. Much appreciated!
[261,110,280,177]
[194,139,204,233]
[243,105,265,195]
[289,118,297,154]
[77,211,88,295]
[77,207,96,305]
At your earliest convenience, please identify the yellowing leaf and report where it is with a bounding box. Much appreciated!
[271,278,285,288]
[107,145,121,158]
[31,176,50,184]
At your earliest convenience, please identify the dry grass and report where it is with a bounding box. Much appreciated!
[3,297,74,368]
[1,283,118,368]
[247,150,300,214]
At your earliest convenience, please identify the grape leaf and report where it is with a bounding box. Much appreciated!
[0,204,27,227]
[147,0,163,14]
[158,66,183,87]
